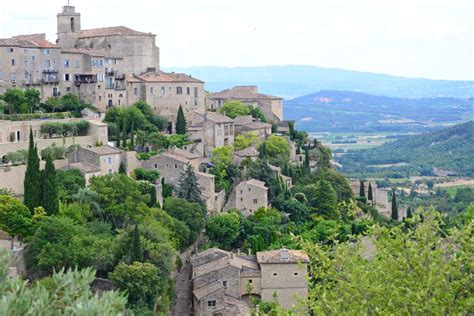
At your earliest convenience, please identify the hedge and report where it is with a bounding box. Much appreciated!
[40,120,90,138]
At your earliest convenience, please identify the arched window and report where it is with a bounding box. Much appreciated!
[108,99,113,108]
[71,17,75,32]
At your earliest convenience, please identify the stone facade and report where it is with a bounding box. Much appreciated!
[68,145,123,178]
[233,115,272,141]
[189,112,235,157]
[235,179,268,217]
[207,86,283,122]
[351,181,391,217]
[191,248,308,315]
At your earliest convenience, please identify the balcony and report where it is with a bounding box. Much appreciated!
[24,79,42,86]
[115,73,126,80]
[42,70,59,84]
[105,69,115,77]
[74,74,97,86]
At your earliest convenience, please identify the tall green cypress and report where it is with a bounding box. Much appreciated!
[41,154,59,215]
[130,224,142,263]
[368,183,373,203]
[391,190,399,221]
[359,180,365,198]
[119,162,126,174]
[260,142,267,160]
[176,105,187,135]
[121,117,127,148]
[116,123,121,148]
[304,147,310,169]
[406,206,413,218]
[24,128,41,213]
[130,120,135,149]
[149,185,157,207]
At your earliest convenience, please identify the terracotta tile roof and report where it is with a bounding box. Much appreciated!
[239,179,268,190]
[257,249,309,264]
[61,48,107,57]
[83,145,123,156]
[136,71,204,83]
[205,112,234,124]
[234,147,259,157]
[209,86,282,100]
[79,26,153,38]
[0,33,58,48]
[242,121,272,131]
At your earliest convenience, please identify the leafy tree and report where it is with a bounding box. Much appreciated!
[109,262,163,311]
[134,168,160,183]
[305,210,473,314]
[264,135,290,166]
[281,198,311,223]
[168,134,189,148]
[163,198,206,246]
[176,105,187,135]
[205,212,240,250]
[161,177,172,198]
[147,132,169,151]
[0,195,32,249]
[24,128,41,213]
[0,249,128,314]
[218,100,250,118]
[249,105,266,122]
[55,169,85,202]
[24,88,41,113]
[391,190,398,221]
[130,224,143,263]
[235,132,258,151]
[176,164,202,204]
[41,155,59,215]
[309,179,339,219]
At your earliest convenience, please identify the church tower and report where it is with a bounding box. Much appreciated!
[57,5,81,49]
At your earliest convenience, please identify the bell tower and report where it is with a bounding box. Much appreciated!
[57,4,81,49]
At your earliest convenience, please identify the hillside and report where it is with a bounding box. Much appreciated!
[284,90,474,133]
[338,121,474,177]
[165,65,474,99]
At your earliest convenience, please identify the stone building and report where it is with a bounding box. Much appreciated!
[233,115,272,141]
[191,247,309,315]
[207,86,283,122]
[141,149,225,213]
[235,179,268,217]
[233,147,259,165]
[0,4,205,115]
[351,181,390,217]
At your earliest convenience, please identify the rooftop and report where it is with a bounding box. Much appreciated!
[239,179,268,190]
[205,112,234,124]
[233,115,254,126]
[79,26,154,38]
[61,48,107,57]
[242,121,272,130]
[208,86,282,101]
[83,145,123,156]
[134,71,204,84]
[257,249,309,264]
[0,33,58,48]
[193,281,222,300]
[234,147,259,157]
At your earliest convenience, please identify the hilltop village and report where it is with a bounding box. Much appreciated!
[0,4,396,315]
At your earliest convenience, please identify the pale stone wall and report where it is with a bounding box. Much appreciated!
[239,275,262,296]
[235,181,268,217]
[259,263,308,310]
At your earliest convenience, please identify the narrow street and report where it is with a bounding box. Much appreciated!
[171,263,192,316]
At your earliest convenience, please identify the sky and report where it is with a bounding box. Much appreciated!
[1,0,472,80]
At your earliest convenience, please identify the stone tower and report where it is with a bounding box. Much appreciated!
[57,5,81,48]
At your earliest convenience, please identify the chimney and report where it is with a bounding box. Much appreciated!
[280,248,289,261]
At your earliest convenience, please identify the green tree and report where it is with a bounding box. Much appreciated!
[24,128,41,213]
[0,195,32,249]
[56,168,85,202]
[304,147,310,169]
[367,182,373,203]
[0,249,128,314]
[147,132,169,151]
[109,262,163,311]
[121,116,127,148]
[24,88,41,113]
[130,224,142,263]
[310,179,339,219]
[305,210,473,314]
[406,206,413,218]
[205,212,240,250]
[163,198,206,246]
[391,190,398,221]
[134,168,160,183]
[41,154,59,215]
[359,180,365,198]
[264,135,290,166]
[235,132,258,151]
[176,105,187,135]
[119,162,126,174]
[218,100,250,118]
[176,164,202,204]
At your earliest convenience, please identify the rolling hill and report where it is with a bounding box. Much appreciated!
[165,65,474,99]
[338,121,474,178]
[284,90,474,133]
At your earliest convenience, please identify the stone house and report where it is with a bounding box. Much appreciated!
[191,248,309,315]
[235,179,268,217]
[269,164,293,189]
[233,115,272,141]
[207,86,283,122]
[188,112,235,157]
[233,147,259,165]
[351,181,391,218]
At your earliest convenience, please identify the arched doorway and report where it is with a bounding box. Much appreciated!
[107,99,113,108]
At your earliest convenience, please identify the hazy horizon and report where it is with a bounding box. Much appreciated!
[1,0,472,81]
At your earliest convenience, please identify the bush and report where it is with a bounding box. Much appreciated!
[134,168,160,183]
[41,145,65,160]
[5,149,29,165]
[40,120,90,138]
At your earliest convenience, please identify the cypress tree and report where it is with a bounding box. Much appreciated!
[359,180,365,198]
[176,164,202,204]
[41,154,59,215]
[149,186,157,207]
[176,105,187,135]
[119,162,126,174]
[368,183,373,203]
[116,122,121,148]
[391,190,399,221]
[260,142,267,160]
[407,206,413,218]
[130,224,142,263]
[130,120,135,149]
[24,128,41,213]
[121,117,127,148]
[304,147,310,169]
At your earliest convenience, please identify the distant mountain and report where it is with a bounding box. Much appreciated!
[164,65,474,99]
[284,90,474,133]
[338,121,474,177]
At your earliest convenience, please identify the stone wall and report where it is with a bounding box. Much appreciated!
[235,182,268,217]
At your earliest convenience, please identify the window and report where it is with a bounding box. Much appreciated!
[240,198,243,201]
[108,157,112,164]
[150,87,154,95]
[64,59,70,67]
[154,164,158,169]
[207,300,216,307]
[99,96,102,101]
[31,55,36,61]
[134,87,138,96]
[248,188,251,191]
[273,273,278,276]
[64,74,70,81]
[176,86,182,94]
[97,73,104,81]
[253,199,258,204]
[71,17,75,32]
[160,87,165,96]
[24,71,29,80]
[294,272,299,276]
[10,73,16,81]
[223,281,227,288]
[9,48,14,53]
[194,87,198,97]
[108,169,112,174]
[45,60,51,68]
[174,164,178,168]
[66,87,71,92]
[43,49,50,55]
[194,99,198,106]
[187,87,190,95]
[11,59,15,66]
[248,279,253,284]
